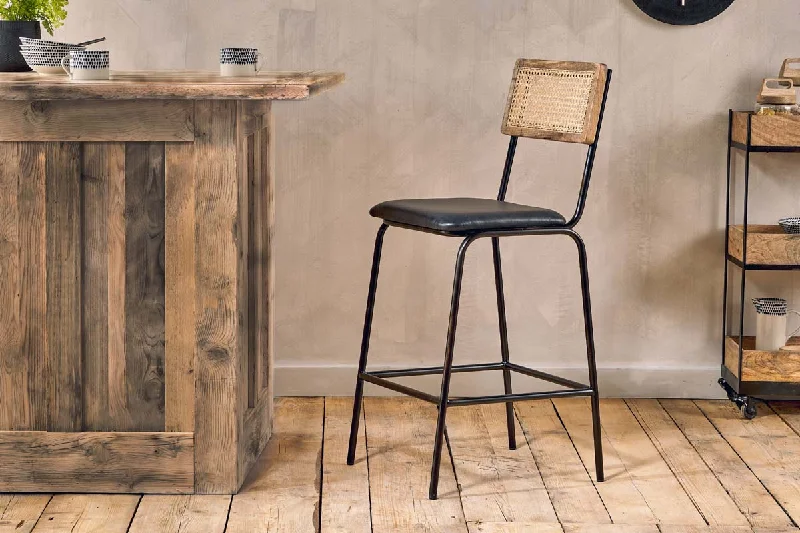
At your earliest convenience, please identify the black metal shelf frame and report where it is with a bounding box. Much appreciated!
[720,110,800,417]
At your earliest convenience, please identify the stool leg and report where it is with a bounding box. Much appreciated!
[572,231,604,482]
[429,236,474,500]
[347,224,389,466]
[492,237,516,450]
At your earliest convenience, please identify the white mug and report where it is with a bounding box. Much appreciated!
[61,50,110,81]
[220,47,261,77]
[753,298,800,351]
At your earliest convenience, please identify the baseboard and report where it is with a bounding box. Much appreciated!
[274,363,725,399]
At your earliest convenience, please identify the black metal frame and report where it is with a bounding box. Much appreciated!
[719,109,800,419]
[348,71,612,500]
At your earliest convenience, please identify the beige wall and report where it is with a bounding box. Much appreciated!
[57,0,800,397]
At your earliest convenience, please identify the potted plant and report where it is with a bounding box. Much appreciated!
[0,0,68,71]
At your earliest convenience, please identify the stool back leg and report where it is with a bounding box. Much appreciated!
[429,236,475,500]
[572,231,604,482]
[492,237,516,450]
[347,223,389,465]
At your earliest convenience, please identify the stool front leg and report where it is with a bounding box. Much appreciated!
[429,235,476,500]
[571,230,604,483]
[492,237,516,450]
[347,223,389,465]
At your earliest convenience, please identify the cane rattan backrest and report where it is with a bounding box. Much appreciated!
[501,59,608,145]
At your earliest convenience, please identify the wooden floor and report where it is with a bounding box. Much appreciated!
[4,398,800,532]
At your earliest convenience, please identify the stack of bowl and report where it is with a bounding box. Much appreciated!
[19,37,86,75]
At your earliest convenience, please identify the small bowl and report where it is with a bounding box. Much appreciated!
[779,217,800,234]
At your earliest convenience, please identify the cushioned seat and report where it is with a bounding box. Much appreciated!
[369,197,566,233]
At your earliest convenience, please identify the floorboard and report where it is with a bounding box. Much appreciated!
[225,397,324,533]
[127,495,230,533]
[365,397,467,533]
[627,399,749,527]
[0,495,51,533]
[554,397,657,525]
[320,397,371,533]
[515,400,610,525]
[697,400,800,526]
[447,404,558,526]
[31,494,140,533]
[662,400,793,529]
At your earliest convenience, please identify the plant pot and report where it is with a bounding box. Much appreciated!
[0,20,41,72]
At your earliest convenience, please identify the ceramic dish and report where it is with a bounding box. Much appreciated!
[779,217,800,234]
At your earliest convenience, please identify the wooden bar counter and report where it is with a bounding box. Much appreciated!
[0,70,343,494]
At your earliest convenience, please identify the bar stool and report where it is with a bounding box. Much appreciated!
[347,59,612,500]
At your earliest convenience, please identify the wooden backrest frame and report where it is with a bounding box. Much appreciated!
[501,59,608,145]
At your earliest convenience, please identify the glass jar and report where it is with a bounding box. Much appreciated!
[755,103,800,115]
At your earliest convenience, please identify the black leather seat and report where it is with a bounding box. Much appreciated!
[370,197,566,234]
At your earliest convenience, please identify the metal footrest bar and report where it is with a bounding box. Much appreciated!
[447,388,593,407]
[505,362,588,390]
[358,373,439,403]
[368,362,504,378]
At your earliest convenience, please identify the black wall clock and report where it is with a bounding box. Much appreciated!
[632,0,735,25]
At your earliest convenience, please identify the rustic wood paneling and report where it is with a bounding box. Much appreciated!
[193,100,242,494]
[124,143,167,432]
[45,142,82,432]
[81,143,127,431]
[164,141,197,433]
[0,143,26,430]
[0,100,194,142]
[0,431,194,493]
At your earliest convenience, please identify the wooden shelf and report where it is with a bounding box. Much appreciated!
[725,336,800,383]
[728,225,800,267]
[732,111,800,149]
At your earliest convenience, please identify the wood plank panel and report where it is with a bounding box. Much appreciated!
[31,494,139,533]
[365,397,467,533]
[45,142,82,432]
[18,144,46,432]
[553,397,656,525]
[0,431,194,493]
[0,143,44,431]
[239,388,273,487]
[193,100,242,494]
[447,404,557,525]
[226,397,323,533]
[128,495,230,533]
[164,141,196,433]
[515,400,610,525]
[81,142,128,431]
[626,399,749,527]
[588,399,705,526]
[257,113,274,399]
[320,397,371,533]
[0,100,194,142]
[697,400,800,524]
[662,400,793,529]
[0,495,51,533]
[124,142,166,431]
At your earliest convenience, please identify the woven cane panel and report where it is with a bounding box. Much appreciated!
[506,67,595,136]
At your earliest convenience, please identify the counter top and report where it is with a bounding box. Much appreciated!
[0,70,345,100]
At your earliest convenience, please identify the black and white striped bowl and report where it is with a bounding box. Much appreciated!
[779,217,800,234]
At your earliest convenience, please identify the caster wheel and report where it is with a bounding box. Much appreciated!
[741,401,757,420]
